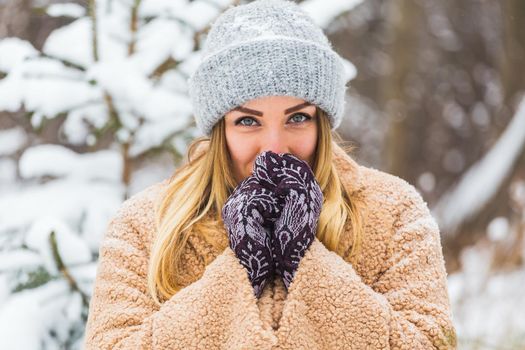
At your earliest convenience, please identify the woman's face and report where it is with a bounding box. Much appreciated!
[224,95,318,183]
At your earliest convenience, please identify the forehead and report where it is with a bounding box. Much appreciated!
[230,96,317,116]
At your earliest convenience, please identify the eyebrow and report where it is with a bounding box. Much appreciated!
[231,101,313,116]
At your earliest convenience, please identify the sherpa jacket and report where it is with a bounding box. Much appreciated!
[83,143,457,349]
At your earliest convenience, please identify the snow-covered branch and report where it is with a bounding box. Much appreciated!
[300,0,364,29]
[432,96,525,236]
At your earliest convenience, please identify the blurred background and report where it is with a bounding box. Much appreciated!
[0,0,524,349]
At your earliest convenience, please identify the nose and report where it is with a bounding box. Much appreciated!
[261,129,289,155]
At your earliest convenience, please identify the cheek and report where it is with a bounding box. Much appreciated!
[291,126,318,164]
[288,125,317,157]
[225,131,257,178]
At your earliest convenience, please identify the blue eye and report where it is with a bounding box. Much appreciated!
[289,113,311,123]
[234,113,312,127]
[234,117,259,126]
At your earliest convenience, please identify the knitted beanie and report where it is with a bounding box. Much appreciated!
[188,0,348,136]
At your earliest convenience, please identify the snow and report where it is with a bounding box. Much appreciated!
[18,144,122,181]
[300,0,365,28]
[0,158,17,187]
[0,280,76,350]
[134,18,194,73]
[25,217,92,275]
[69,265,99,296]
[87,59,193,126]
[43,4,133,67]
[62,104,109,145]
[127,152,175,195]
[43,17,94,67]
[171,30,196,62]
[138,0,188,18]
[138,86,193,122]
[0,166,122,349]
[86,60,154,113]
[46,3,86,18]
[0,37,38,73]
[178,1,224,32]
[0,251,42,271]
[449,257,525,348]
[130,116,191,157]
[158,69,190,93]
[0,58,102,116]
[0,178,124,247]
[179,50,205,78]
[0,127,27,156]
[0,275,9,306]
[0,288,48,350]
[487,217,510,242]
[64,292,83,326]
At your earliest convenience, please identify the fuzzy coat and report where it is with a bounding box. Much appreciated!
[83,144,457,349]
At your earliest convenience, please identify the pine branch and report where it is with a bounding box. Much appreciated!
[49,230,90,309]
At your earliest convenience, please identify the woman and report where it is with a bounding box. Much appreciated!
[83,0,456,349]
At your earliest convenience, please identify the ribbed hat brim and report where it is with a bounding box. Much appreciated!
[188,36,347,136]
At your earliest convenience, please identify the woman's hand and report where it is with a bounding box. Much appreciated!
[253,151,324,290]
[221,175,281,298]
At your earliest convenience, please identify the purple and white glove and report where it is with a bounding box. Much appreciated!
[221,175,281,298]
[253,151,324,290]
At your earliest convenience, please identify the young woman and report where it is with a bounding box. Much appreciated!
[84,0,456,349]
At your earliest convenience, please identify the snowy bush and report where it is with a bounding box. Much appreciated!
[0,144,125,349]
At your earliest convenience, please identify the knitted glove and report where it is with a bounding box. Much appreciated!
[253,151,324,290]
[221,174,281,298]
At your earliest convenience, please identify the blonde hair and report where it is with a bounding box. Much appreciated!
[148,108,365,305]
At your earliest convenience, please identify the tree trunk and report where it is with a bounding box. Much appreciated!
[382,0,425,182]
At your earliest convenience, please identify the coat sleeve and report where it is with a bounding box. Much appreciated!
[277,185,457,350]
[83,196,278,350]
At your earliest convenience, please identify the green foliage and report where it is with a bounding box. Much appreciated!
[12,266,55,293]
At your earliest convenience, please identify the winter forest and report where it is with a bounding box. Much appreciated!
[0,0,524,349]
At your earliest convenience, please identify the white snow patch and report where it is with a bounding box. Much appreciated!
[46,3,86,18]
[0,38,38,73]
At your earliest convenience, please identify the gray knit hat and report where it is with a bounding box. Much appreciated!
[188,0,348,136]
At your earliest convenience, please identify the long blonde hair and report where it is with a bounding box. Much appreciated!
[148,108,365,305]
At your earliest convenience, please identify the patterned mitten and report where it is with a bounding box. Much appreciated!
[253,151,324,290]
[221,175,281,298]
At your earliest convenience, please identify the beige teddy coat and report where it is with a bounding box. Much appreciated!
[83,143,457,349]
